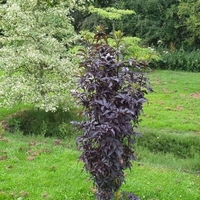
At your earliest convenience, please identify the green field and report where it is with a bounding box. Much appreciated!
[0,70,200,200]
[141,70,200,132]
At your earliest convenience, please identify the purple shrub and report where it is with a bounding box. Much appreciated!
[72,31,152,199]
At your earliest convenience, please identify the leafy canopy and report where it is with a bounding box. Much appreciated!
[89,5,135,20]
[177,0,200,47]
[80,29,160,62]
[0,0,89,111]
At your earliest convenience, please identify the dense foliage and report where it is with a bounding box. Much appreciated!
[80,28,160,62]
[79,0,200,50]
[150,49,200,72]
[0,0,90,111]
[136,130,200,160]
[73,31,151,199]
[77,0,200,72]
[4,109,78,138]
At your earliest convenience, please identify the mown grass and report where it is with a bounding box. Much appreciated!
[0,131,199,200]
[0,70,200,199]
[140,70,200,132]
[136,70,200,174]
[0,132,93,200]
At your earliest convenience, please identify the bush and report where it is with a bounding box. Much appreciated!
[136,130,200,159]
[80,29,160,63]
[72,28,151,199]
[0,0,79,112]
[150,49,200,72]
[4,109,80,139]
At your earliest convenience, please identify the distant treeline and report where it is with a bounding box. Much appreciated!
[73,0,200,51]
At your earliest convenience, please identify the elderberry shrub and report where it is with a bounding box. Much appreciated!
[72,34,152,200]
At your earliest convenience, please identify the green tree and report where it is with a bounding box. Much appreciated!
[93,0,116,8]
[119,0,180,45]
[76,0,134,33]
[80,0,200,49]
[0,0,89,111]
[177,0,200,48]
[80,0,181,47]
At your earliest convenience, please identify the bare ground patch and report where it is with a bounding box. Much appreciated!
[190,93,200,99]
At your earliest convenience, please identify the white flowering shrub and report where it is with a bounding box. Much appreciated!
[0,0,88,111]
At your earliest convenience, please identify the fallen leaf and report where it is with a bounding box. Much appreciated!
[27,156,35,161]
[0,155,7,160]
[28,141,36,146]
[19,191,29,197]
[90,187,97,194]
[31,150,42,156]
[54,139,62,145]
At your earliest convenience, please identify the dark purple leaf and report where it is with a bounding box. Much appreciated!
[71,38,152,199]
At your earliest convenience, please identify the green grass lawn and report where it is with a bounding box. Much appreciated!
[136,70,200,173]
[140,70,200,132]
[0,70,200,199]
[0,131,199,200]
